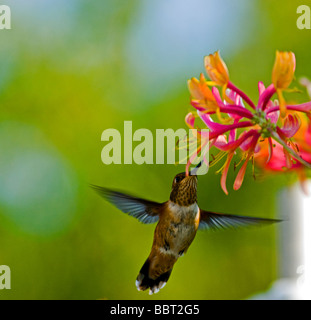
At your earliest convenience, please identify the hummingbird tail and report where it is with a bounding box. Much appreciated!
[135,258,172,295]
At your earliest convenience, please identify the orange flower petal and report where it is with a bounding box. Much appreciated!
[188,74,217,112]
[220,152,234,195]
[233,154,252,191]
[204,51,229,86]
[272,51,296,90]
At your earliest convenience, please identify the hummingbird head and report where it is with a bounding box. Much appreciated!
[169,172,198,206]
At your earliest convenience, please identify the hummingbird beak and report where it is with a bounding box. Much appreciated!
[189,161,202,176]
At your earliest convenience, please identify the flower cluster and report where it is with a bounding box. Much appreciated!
[185,51,311,194]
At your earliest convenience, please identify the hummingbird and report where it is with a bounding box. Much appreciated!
[91,170,280,295]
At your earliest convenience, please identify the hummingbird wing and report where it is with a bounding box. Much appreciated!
[199,210,281,231]
[91,185,163,224]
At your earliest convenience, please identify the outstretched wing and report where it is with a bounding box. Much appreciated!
[199,210,281,231]
[91,185,163,224]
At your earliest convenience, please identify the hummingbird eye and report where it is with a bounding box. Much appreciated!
[174,176,182,183]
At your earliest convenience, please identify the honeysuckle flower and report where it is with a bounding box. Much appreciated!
[272,51,296,117]
[185,51,311,194]
[188,73,218,112]
[272,51,296,90]
[255,114,311,194]
[204,51,229,87]
[185,111,210,174]
[185,111,196,129]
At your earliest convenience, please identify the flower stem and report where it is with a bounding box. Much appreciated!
[269,129,311,169]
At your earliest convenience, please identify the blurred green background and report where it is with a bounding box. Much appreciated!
[0,0,310,300]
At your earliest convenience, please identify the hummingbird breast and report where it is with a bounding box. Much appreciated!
[162,201,200,254]
[147,201,200,279]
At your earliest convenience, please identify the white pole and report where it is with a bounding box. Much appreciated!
[249,181,311,300]
[298,181,311,299]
